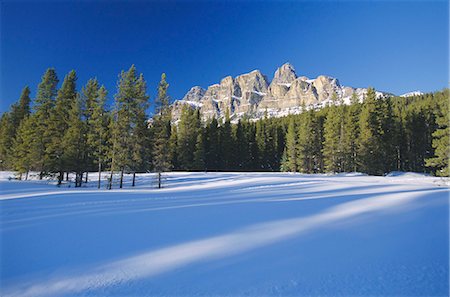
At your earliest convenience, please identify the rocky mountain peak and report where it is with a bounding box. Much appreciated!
[182,86,206,102]
[172,63,389,122]
[272,62,297,84]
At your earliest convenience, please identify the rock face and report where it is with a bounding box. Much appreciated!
[172,63,388,122]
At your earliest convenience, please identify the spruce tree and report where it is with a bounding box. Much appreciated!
[62,95,86,187]
[342,93,361,172]
[219,109,233,170]
[46,70,77,183]
[193,131,206,171]
[357,88,386,175]
[323,97,346,173]
[12,115,35,179]
[110,65,150,188]
[33,68,59,178]
[10,86,31,132]
[85,80,110,188]
[0,113,14,169]
[426,91,449,176]
[205,118,219,171]
[281,117,297,172]
[152,73,172,187]
[297,109,321,173]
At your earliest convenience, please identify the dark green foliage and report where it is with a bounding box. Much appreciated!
[46,70,78,182]
[2,65,447,180]
[426,90,449,176]
[33,68,59,177]
[110,65,150,180]
[152,73,172,175]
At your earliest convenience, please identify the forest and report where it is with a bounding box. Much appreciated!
[0,65,448,188]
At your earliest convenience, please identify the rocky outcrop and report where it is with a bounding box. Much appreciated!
[172,62,388,122]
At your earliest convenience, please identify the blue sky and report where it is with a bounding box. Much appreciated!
[1,0,448,113]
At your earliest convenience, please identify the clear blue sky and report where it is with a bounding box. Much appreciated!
[1,0,448,113]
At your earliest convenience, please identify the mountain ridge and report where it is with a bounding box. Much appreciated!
[171,63,396,122]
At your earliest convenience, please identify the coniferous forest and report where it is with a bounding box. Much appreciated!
[0,66,448,188]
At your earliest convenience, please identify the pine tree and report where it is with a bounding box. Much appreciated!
[426,91,449,176]
[0,113,14,170]
[357,88,386,175]
[205,118,219,171]
[62,95,86,187]
[85,80,110,188]
[177,105,200,170]
[10,86,31,133]
[12,115,35,179]
[233,120,247,170]
[342,93,361,172]
[323,96,346,173]
[110,65,150,188]
[281,117,297,172]
[219,109,233,170]
[193,131,206,171]
[33,68,59,178]
[46,70,77,183]
[297,109,321,173]
[152,73,172,187]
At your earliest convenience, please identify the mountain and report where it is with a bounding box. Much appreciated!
[400,91,424,97]
[172,63,389,122]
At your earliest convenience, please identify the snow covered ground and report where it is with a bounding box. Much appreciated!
[0,172,448,296]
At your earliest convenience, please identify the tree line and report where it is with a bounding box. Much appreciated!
[0,65,448,189]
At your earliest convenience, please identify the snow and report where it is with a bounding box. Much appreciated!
[277,83,292,88]
[400,91,424,97]
[177,100,203,108]
[0,171,448,296]
[251,90,267,96]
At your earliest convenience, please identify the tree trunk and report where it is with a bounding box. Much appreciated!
[58,171,63,185]
[25,170,29,181]
[66,172,69,181]
[108,154,116,190]
[98,162,102,189]
[119,169,124,189]
[158,172,162,189]
[39,171,43,180]
[85,172,88,183]
[18,172,22,181]
[132,172,136,187]
[80,172,84,186]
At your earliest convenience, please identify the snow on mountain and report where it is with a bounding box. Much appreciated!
[172,63,394,122]
[400,91,424,97]
[1,171,448,296]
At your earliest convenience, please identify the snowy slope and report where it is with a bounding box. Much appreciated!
[400,91,424,97]
[0,172,448,296]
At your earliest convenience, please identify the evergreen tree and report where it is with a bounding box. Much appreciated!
[85,80,110,188]
[297,109,321,173]
[342,93,361,172]
[205,118,220,170]
[323,97,346,173]
[233,120,247,170]
[357,88,386,175]
[0,113,14,169]
[10,86,31,132]
[426,91,449,176]
[62,95,86,187]
[110,65,150,188]
[152,73,172,187]
[219,109,233,170]
[12,115,35,179]
[281,118,297,172]
[193,131,206,171]
[46,70,77,183]
[177,106,201,169]
[33,68,59,178]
